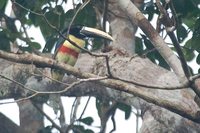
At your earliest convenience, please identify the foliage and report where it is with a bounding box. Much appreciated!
[136,0,200,72]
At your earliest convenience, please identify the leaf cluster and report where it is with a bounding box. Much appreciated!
[136,0,200,72]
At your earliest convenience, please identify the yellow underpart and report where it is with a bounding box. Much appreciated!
[63,35,85,53]
[52,35,85,81]
[56,52,77,66]
[52,52,77,81]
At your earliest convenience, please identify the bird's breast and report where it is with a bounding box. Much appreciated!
[59,45,79,58]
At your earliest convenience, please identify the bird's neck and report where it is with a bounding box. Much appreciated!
[63,35,85,52]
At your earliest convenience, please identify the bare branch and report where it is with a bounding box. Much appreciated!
[0,68,107,95]
[156,0,191,79]
[0,74,38,93]
[0,50,189,90]
[78,97,91,119]
[0,50,200,123]
[0,93,38,105]
[67,0,91,37]
[116,0,187,83]
[32,102,63,133]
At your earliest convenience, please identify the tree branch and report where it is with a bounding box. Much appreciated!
[156,0,191,79]
[116,0,187,83]
[32,102,63,133]
[0,50,200,123]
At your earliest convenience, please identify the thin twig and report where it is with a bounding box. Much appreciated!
[67,97,81,132]
[136,110,139,133]
[32,102,63,133]
[21,69,70,86]
[0,74,38,93]
[112,75,189,90]
[70,98,78,123]
[67,0,91,37]
[59,97,66,131]
[0,93,38,105]
[109,112,116,133]
[190,74,200,81]
[102,0,109,50]
[78,96,91,119]
[156,0,191,78]
[0,72,107,94]
[129,47,158,61]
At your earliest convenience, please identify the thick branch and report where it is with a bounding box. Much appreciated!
[0,50,200,123]
[116,0,187,83]
[0,112,24,133]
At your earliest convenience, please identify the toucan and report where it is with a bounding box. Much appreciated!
[51,26,113,81]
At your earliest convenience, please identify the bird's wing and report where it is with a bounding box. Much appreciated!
[55,31,68,52]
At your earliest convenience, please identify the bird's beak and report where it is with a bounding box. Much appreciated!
[80,26,114,41]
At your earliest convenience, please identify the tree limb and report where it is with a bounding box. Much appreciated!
[0,50,200,123]
[156,0,191,79]
[116,0,187,83]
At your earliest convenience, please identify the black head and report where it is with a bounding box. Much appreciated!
[63,26,86,39]
[54,26,113,53]
[63,26,113,41]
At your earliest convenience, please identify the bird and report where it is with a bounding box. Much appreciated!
[49,26,113,113]
[51,26,113,81]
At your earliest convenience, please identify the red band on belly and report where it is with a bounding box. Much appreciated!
[59,45,79,58]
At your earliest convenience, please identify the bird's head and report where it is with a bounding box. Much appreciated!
[65,26,113,41]
[54,26,113,54]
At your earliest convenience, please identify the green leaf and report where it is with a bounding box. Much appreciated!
[140,34,170,69]
[85,129,94,133]
[157,53,170,70]
[191,37,200,53]
[0,31,10,51]
[193,17,200,37]
[43,36,57,53]
[79,117,94,125]
[19,46,32,52]
[0,0,7,10]
[182,48,195,61]
[73,125,85,132]
[177,25,188,43]
[135,37,144,54]
[142,0,158,21]
[38,126,52,133]
[45,11,60,28]
[141,34,154,49]
[64,3,96,27]
[141,34,156,62]
[64,9,74,26]
[91,38,103,51]
[73,125,94,133]
[172,0,198,17]
[182,16,197,29]
[117,103,131,120]
[183,40,195,61]
[30,42,41,50]
[196,54,200,65]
